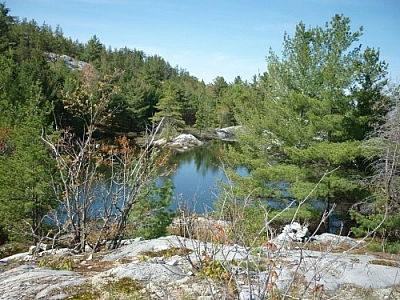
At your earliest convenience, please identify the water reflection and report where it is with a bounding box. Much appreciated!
[167,141,222,175]
[165,141,227,213]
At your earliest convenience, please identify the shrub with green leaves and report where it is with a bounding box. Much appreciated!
[350,211,400,242]
[127,178,175,239]
[39,256,73,271]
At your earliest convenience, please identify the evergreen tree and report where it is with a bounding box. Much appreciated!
[210,76,229,127]
[151,81,185,138]
[195,84,216,135]
[0,82,56,243]
[0,3,15,52]
[82,35,105,67]
[222,15,388,232]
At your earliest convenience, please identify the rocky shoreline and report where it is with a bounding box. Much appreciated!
[0,234,399,299]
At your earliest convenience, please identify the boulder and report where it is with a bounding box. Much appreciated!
[275,222,310,242]
[313,233,363,248]
[152,138,167,146]
[28,243,48,255]
[169,134,203,150]
[45,52,88,71]
[214,125,244,141]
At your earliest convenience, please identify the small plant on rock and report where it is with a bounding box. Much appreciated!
[39,256,73,271]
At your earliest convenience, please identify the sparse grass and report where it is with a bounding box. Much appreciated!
[369,259,399,267]
[305,240,355,253]
[3,210,398,299]
[366,241,400,254]
[333,284,384,300]
[195,255,229,280]
[69,277,145,300]
[104,277,143,295]
[237,257,268,272]
[69,289,101,300]
[138,246,192,258]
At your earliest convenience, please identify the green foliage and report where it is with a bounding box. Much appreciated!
[127,178,174,239]
[221,199,269,246]
[216,195,321,246]
[195,86,216,134]
[151,80,185,138]
[366,242,400,254]
[351,84,400,244]
[196,255,230,281]
[219,15,388,229]
[0,4,15,52]
[0,242,26,259]
[0,3,199,248]
[268,204,321,225]
[350,211,400,242]
[39,256,73,270]
[0,81,56,243]
[0,4,395,251]
[82,35,104,66]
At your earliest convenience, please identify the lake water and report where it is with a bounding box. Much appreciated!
[165,141,237,213]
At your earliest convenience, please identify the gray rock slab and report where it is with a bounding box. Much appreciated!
[1,235,398,299]
[102,235,248,263]
[280,250,400,290]
[102,235,400,291]
[101,235,183,261]
[0,264,85,300]
[296,251,400,290]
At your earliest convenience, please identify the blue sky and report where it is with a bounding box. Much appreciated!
[7,0,400,83]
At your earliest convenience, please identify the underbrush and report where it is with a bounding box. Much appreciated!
[39,256,73,271]
[0,242,26,259]
[366,241,400,254]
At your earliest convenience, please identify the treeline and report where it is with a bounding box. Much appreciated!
[0,2,399,252]
[0,3,242,249]
[0,5,247,136]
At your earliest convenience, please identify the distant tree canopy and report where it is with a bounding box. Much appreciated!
[0,3,398,245]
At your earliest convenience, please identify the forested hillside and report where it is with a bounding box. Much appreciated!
[0,3,399,254]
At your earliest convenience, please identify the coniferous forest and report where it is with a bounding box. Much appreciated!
[0,3,399,254]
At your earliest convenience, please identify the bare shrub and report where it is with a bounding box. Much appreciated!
[40,68,171,252]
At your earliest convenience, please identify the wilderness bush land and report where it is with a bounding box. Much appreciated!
[0,2,399,261]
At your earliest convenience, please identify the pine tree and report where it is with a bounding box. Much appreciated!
[222,15,388,232]
[0,82,56,243]
[195,85,216,135]
[151,81,185,139]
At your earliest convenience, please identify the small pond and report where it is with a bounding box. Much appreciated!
[165,141,241,213]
